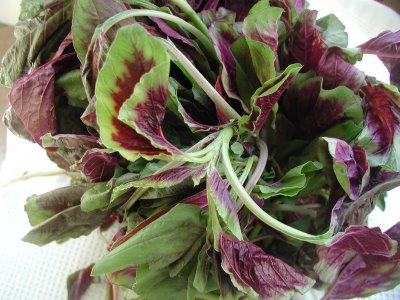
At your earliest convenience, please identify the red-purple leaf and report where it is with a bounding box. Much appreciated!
[209,21,243,103]
[287,10,365,91]
[182,190,208,210]
[314,225,398,285]
[324,222,400,299]
[329,226,397,256]
[317,47,365,92]
[324,138,370,200]
[8,53,78,146]
[369,29,400,86]
[282,72,363,138]
[67,265,94,300]
[208,170,242,239]
[245,63,301,133]
[288,10,325,71]
[359,30,400,59]
[219,234,314,299]
[96,24,178,161]
[77,149,119,182]
[356,81,400,171]
[111,166,197,201]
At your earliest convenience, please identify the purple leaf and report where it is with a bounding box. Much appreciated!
[182,190,208,210]
[209,21,243,103]
[329,226,397,256]
[150,17,194,47]
[359,30,400,87]
[8,53,79,146]
[287,10,365,91]
[356,81,400,171]
[219,234,314,299]
[359,30,400,58]
[208,169,242,239]
[317,47,365,92]
[245,63,301,133]
[41,133,100,169]
[314,225,397,285]
[111,166,198,200]
[282,72,363,138]
[324,138,370,200]
[96,25,179,161]
[67,265,94,300]
[324,222,400,299]
[77,149,119,182]
[292,0,306,15]
[287,10,326,71]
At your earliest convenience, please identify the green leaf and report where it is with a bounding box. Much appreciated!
[135,264,191,300]
[96,24,180,161]
[316,14,348,48]
[242,0,283,53]
[255,161,323,198]
[193,245,219,294]
[207,169,243,240]
[80,181,113,212]
[72,0,126,64]
[376,192,387,211]
[243,63,302,133]
[106,266,136,290]
[24,185,95,226]
[22,205,110,246]
[231,36,276,103]
[56,69,88,108]
[169,232,205,277]
[19,0,48,21]
[92,204,206,275]
[0,4,72,86]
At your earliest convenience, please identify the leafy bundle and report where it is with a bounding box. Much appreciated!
[1,0,400,299]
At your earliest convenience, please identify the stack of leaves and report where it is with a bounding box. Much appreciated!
[1,0,400,299]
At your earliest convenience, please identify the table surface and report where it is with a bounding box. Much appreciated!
[0,1,399,299]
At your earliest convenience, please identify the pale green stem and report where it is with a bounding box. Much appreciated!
[221,127,333,245]
[168,0,210,39]
[95,9,216,61]
[272,204,316,218]
[124,133,219,210]
[239,156,255,186]
[232,156,255,202]
[161,39,241,121]
[1,169,70,189]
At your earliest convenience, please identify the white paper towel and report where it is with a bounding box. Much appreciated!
[0,0,399,299]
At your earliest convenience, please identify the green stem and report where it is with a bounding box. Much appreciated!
[221,127,333,245]
[94,9,216,62]
[1,169,70,188]
[161,39,241,121]
[233,156,255,202]
[125,0,159,10]
[168,0,210,39]
[272,204,316,218]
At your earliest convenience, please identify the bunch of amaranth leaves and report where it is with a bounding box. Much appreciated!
[1,0,400,299]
